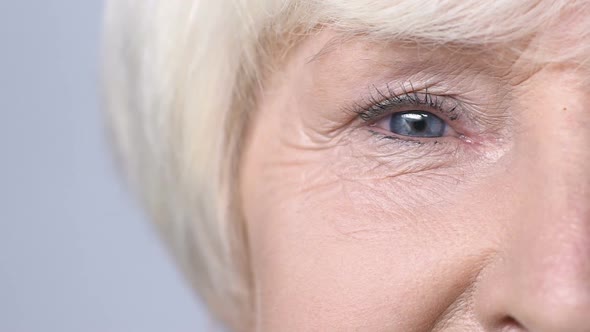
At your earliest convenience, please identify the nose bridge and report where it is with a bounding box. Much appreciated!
[504,74,590,330]
[535,75,590,231]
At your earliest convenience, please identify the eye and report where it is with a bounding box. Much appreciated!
[375,111,448,138]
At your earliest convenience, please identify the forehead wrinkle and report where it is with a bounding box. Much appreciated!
[314,0,571,41]
[294,0,590,67]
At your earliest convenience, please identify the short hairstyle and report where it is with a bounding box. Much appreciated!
[102,0,588,329]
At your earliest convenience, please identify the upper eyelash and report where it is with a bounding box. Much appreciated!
[354,83,461,123]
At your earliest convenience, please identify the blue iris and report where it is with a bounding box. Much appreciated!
[389,111,446,138]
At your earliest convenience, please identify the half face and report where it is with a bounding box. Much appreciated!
[240,29,590,331]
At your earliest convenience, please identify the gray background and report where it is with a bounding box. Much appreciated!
[0,1,217,331]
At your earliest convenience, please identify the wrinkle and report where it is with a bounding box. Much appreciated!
[430,250,499,332]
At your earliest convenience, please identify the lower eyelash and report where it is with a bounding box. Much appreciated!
[369,128,441,147]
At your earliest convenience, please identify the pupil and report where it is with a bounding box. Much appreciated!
[412,119,427,132]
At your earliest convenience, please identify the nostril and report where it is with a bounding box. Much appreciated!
[500,316,527,332]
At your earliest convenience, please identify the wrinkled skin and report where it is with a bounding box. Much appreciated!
[240,27,590,331]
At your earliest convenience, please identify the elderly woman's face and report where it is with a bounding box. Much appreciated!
[240,28,590,330]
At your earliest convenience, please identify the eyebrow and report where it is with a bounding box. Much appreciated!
[302,0,589,68]
[305,30,491,68]
[304,30,534,86]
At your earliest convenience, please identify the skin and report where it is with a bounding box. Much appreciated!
[239,26,590,331]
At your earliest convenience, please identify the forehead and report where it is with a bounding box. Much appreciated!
[301,0,590,66]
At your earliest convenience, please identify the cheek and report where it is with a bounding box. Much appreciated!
[243,173,494,330]
[240,108,506,331]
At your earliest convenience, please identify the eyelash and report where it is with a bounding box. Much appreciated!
[352,84,465,143]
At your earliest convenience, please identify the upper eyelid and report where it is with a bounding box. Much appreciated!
[354,86,462,123]
[336,75,513,145]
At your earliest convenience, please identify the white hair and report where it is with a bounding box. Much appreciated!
[102,0,589,329]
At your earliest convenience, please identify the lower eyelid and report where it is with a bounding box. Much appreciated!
[364,128,468,166]
[368,129,427,145]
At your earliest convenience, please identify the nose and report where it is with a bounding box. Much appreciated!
[474,75,590,332]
